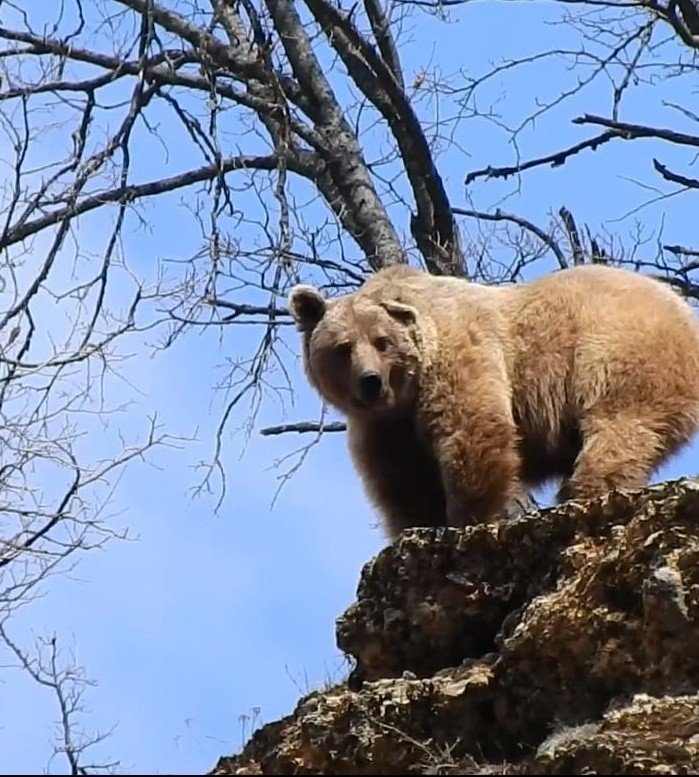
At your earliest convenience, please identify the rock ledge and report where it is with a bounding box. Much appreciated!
[213,479,699,775]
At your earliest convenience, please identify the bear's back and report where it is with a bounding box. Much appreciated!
[504,264,699,484]
[360,266,501,323]
[522,264,691,318]
[510,264,698,365]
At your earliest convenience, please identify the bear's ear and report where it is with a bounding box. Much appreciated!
[288,285,327,331]
[380,299,417,327]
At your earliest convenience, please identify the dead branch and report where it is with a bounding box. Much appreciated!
[465,132,616,185]
[453,207,568,270]
[260,421,347,435]
[572,115,699,148]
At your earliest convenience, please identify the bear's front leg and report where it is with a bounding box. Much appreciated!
[438,422,520,527]
[347,416,448,538]
[419,354,521,527]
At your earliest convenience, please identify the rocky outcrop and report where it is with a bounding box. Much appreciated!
[213,479,699,774]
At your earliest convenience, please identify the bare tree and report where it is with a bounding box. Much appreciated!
[452,0,699,297]
[0,0,697,769]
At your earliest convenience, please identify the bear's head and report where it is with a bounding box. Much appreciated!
[288,284,421,418]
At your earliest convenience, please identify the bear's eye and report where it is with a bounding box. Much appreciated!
[373,336,391,352]
[334,342,352,358]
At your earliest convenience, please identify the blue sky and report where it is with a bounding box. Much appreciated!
[0,1,697,774]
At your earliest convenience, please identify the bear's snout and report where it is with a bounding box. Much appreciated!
[357,371,384,403]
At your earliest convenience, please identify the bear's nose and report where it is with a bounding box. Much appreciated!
[357,371,383,402]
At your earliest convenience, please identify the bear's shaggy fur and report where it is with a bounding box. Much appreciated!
[289,264,699,538]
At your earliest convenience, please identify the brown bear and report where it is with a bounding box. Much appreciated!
[288,264,699,538]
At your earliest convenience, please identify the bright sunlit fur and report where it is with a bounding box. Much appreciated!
[289,264,699,539]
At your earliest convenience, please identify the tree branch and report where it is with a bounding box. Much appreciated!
[572,114,699,148]
[453,207,568,270]
[303,0,463,276]
[465,131,616,185]
[0,26,321,146]
[260,421,347,435]
[559,206,585,265]
[663,244,699,262]
[676,0,699,34]
[363,0,405,88]
[206,299,292,322]
[1,155,287,250]
[113,0,271,84]
[264,0,406,269]
[651,274,699,300]
[653,158,699,188]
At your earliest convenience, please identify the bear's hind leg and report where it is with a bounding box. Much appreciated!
[557,414,665,503]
